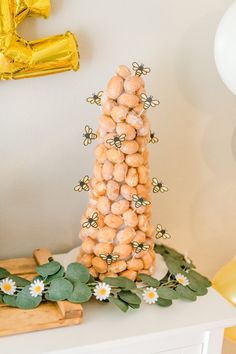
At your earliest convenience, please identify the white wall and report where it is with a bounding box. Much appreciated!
[1,0,236,352]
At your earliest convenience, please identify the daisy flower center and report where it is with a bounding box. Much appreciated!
[3,283,11,292]
[99,288,107,296]
[148,291,155,299]
[35,285,42,293]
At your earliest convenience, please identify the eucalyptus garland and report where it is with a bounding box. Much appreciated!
[0,245,211,311]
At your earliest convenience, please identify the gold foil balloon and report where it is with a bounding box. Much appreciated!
[213,259,236,342]
[0,0,79,80]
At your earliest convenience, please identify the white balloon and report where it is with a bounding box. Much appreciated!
[215,1,236,95]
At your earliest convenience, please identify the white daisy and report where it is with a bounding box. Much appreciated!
[175,273,189,286]
[93,282,111,301]
[29,279,44,297]
[0,278,16,295]
[142,287,158,304]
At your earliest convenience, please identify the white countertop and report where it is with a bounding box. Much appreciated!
[0,288,235,354]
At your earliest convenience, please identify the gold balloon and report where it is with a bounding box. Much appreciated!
[0,0,79,80]
[212,259,236,342]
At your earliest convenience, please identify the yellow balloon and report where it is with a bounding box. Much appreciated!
[212,259,236,342]
[0,0,79,80]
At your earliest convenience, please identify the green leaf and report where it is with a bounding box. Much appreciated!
[104,276,136,290]
[0,267,10,279]
[9,275,30,287]
[108,296,129,312]
[44,266,65,283]
[67,281,92,303]
[36,261,61,278]
[156,298,173,307]
[175,285,197,301]
[194,286,208,296]
[66,263,90,284]
[128,303,140,309]
[138,274,160,287]
[157,287,179,300]
[3,295,17,307]
[46,278,73,301]
[16,286,42,309]
[118,290,141,305]
[164,256,182,274]
[0,294,3,303]
[189,270,211,288]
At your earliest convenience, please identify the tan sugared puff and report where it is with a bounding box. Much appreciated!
[79,65,156,280]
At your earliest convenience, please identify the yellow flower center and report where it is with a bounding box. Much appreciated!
[99,288,107,296]
[3,283,11,292]
[148,291,155,299]
[178,278,184,284]
[35,285,42,293]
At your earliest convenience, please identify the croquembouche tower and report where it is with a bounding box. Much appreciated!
[77,64,162,281]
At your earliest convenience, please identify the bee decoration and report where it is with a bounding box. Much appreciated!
[155,224,171,240]
[132,241,150,254]
[132,194,151,208]
[149,131,159,144]
[86,91,103,106]
[132,62,151,77]
[152,178,168,193]
[140,93,160,110]
[83,125,97,146]
[106,134,126,149]
[82,212,99,229]
[74,175,90,192]
[99,253,119,265]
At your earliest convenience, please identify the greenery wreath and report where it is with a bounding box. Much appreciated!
[0,245,211,311]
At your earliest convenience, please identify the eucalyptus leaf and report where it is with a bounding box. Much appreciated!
[189,270,211,288]
[16,286,42,309]
[45,266,65,283]
[9,275,30,287]
[128,303,140,309]
[0,294,3,303]
[194,286,208,296]
[3,295,17,307]
[156,298,172,307]
[164,256,182,274]
[108,296,129,312]
[118,290,141,305]
[46,278,73,301]
[0,267,10,279]
[104,276,136,290]
[175,285,197,301]
[67,281,92,303]
[138,274,160,287]
[66,263,90,283]
[36,261,61,278]
[157,287,179,300]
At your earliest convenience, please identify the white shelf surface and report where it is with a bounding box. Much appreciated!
[0,288,235,354]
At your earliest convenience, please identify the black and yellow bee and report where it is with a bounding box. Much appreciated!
[74,175,90,192]
[86,91,103,106]
[149,131,159,144]
[152,178,168,193]
[132,241,150,254]
[155,224,171,240]
[106,134,126,149]
[82,212,99,229]
[83,125,97,146]
[140,93,160,110]
[132,62,151,77]
[99,253,119,265]
[132,194,151,208]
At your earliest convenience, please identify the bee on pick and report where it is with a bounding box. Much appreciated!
[155,224,171,240]
[132,62,151,77]
[132,195,151,208]
[152,178,168,193]
[83,125,97,146]
[132,241,150,254]
[140,93,160,110]
[74,175,90,192]
[82,212,99,229]
[99,253,119,265]
[149,131,159,144]
[86,91,103,106]
[106,134,126,149]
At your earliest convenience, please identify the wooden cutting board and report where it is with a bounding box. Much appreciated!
[0,248,83,336]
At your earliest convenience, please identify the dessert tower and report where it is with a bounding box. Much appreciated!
[77,64,158,281]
